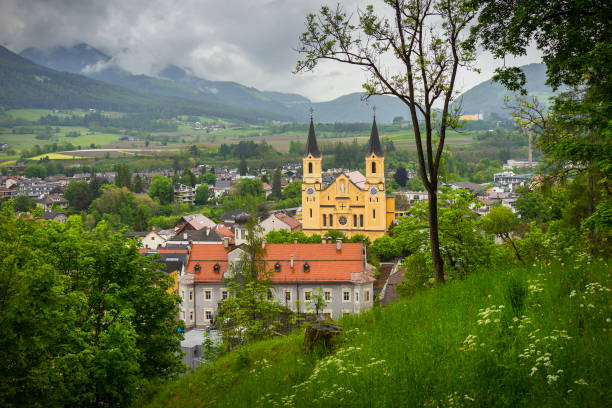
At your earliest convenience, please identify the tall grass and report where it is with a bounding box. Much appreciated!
[143,256,611,408]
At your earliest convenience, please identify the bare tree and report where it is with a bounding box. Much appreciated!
[295,0,478,282]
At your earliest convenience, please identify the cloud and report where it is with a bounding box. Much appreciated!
[0,0,541,102]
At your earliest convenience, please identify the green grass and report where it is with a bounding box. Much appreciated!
[143,258,612,408]
[0,127,120,151]
[6,108,85,121]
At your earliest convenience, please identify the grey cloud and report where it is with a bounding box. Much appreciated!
[0,0,540,102]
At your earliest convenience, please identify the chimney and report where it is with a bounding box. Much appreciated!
[223,237,229,249]
[336,238,342,251]
[293,237,298,244]
[321,236,326,244]
[262,238,266,249]
[290,255,294,268]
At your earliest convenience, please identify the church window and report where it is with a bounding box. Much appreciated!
[372,162,376,174]
[329,215,333,226]
[340,182,345,193]
[373,209,376,219]
[353,214,357,226]
[308,162,313,174]
[323,214,327,226]
[310,209,312,218]
[360,215,364,227]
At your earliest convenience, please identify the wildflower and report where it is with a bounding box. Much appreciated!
[529,367,538,376]
[547,374,559,384]
[574,379,588,386]
[569,290,576,298]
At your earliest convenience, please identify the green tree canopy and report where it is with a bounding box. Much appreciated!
[148,174,173,205]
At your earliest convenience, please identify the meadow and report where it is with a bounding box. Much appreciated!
[143,256,611,408]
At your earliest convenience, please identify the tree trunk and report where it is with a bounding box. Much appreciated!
[428,190,445,283]
[302,323,343,352]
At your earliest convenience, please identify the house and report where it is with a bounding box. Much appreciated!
[219,210,250,245]
[262,182,273,197]
[261,212,301,235]
[43,211,67,223]
[450,181,486,196]
[37,194,69,211]
[140,230,168,249]
[213,180,232,198]
[179,241,375,329]
[166,228,225,246]
[140,248,189,294]
[174,183,197,204]
[175,214,217,233]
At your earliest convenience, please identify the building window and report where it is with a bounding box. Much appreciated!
[213,263,220,273]
[353,214,357,226]
[324,291,331,301]
[355,291,359,302]
[194,263,201,273]
[274,262,281,272]
[360,214,364,227]
[205,310,212,320]
[221,290,228,300]
[365,290,370,302]
[373,209,376,219]
[372,162,376,174]
[189,311,193,321]
[310,208,312,218]
[205,290,211,300]
[267,290,274,300]
[308,162,313,174]
[343,291,350,301]
[285,291,291,302]
[181,290,185,300]
[323,214,327,226]
[305,291,311,301]
[329,215,333,226]
[303,262,310,272]
[189,290,193,301]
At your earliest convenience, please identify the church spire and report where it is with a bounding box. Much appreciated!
[366,108,384,157]
[304,108,321,158]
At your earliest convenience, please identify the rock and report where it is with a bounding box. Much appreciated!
[302,323,343,352]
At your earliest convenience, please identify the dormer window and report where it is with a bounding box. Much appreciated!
[303,262,310,273]
[274,262,281,272]
[194,263,201,273]
[213,263,221,273]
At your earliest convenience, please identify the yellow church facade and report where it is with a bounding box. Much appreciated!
[301,116,395,241]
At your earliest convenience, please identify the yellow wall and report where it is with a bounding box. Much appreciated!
[302,153,390,240]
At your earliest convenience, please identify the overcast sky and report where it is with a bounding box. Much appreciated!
[1,0,542,102]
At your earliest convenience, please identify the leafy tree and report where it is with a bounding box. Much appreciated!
[233,178,264,197]
[216,218,284,349]
[239,158,248,176]
[180,169,197,187]
[296,0,479,282]
[12,195,36,212]
[0,211,183,407]
[24,163,47,179]
[194,184,210,205]
[282,180,302,200]
[372,236,402,261]
[393,116,404,124]
[148,174,173,205]
[115,162,132,190]
[133,204,150,231]
[199,172,216,185]
[481,205,522,263]
[133,174,146,193]
[271,169,282,199]
[394,166,408,187]
[308,288,327,317]
[189,144,200,156]
[64,180,93,211]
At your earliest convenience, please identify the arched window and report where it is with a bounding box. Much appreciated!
[303,262,310,272]
[371,162,376,174]
[194,263,201,273]
[308,162,313,174]
[274,262,281,272]
[213,263,220,273]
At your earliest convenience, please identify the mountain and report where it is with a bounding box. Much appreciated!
[0,45,293,123]
[19,44,412,123]
[454,64,556,118]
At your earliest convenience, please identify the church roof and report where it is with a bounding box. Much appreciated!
[365,116,384,157]
[304,117,321,158]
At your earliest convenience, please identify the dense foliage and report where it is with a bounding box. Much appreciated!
[0,208,183,407]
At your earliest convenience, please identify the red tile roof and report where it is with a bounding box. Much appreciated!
[187,242,366,283]
[274,213,301,230]
[214,226,235,238]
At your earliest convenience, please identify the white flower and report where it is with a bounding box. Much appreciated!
[547,374,559,384]
[569,290,576,298]
[530,366,538,376]
[574,379,588,386]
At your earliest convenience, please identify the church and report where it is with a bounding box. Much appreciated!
[301,114,395,240]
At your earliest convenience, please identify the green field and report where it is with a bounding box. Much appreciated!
[0,126,121,151]
[142,257,611,408]
[5,108,87,121]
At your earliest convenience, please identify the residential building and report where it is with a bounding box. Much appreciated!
[174,183,197,204]
[179,241,375,329]
[175,214,217,233]
[261,212,302,235]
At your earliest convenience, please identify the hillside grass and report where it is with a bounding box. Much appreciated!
[0,126,121,151]
[143,257,611,408]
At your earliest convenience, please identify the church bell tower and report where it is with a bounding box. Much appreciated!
[302,109,322,231]
[364,111,386,233]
